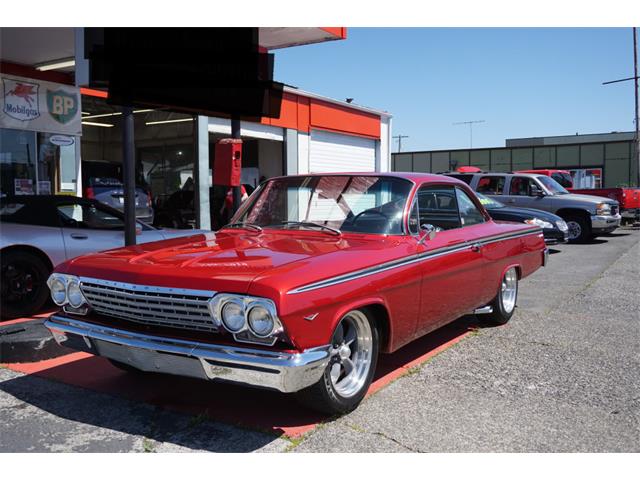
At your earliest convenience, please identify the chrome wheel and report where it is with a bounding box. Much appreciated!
[566,220,581,241]
[328,310,374,398]
[501,268,518,314]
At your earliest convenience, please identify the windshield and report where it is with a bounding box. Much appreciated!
[537,175,569,195]
[234,175,413,234]
[475,192,505,209]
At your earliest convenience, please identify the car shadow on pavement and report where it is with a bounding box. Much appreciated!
[0,316,476,451]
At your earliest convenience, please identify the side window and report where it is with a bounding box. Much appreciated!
[416,185,461,230]
[455,189,485,227]
[509,177,533,196]
[476,176,505,195]
[57,203,125,230]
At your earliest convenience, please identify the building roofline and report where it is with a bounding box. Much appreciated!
[392,137,634,156]
[284,86,392,118]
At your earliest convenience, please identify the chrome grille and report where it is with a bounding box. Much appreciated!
[79,278,218,332]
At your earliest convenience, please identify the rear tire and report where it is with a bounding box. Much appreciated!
[564,214,591,243]
[296,309,379,415]
[484,267,519,326]
[1,250,50,319]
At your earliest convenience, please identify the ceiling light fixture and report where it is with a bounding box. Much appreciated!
[145,118,194,126]
[35,57,76,71]
[82,121,114,128]
[81,109,154,120]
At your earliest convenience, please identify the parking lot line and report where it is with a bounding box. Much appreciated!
[2,318,473,439]
[0,310,57,327]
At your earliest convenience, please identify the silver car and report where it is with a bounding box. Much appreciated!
[0,195,208,319]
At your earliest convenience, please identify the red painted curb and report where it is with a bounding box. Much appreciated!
[3,321,472,439]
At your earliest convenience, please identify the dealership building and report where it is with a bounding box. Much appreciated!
[392,131,638,189]
[0,28,392,229]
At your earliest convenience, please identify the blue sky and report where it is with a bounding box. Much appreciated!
[274,28,636,152]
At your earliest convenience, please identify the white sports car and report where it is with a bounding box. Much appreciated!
[1,195,208,319]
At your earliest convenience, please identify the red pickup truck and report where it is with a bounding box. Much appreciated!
[517,169,640,224]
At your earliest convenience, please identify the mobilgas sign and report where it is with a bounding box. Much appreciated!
[0,75,82,136]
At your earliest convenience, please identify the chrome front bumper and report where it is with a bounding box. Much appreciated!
[45,315,331,393]
[591,213,621,231]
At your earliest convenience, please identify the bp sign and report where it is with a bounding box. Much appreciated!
[47,89,79,125]
[0,74,82,135]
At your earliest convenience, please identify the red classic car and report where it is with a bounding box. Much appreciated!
[45,173,548,414]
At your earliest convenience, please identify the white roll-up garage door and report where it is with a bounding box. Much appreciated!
[309,129,376,173]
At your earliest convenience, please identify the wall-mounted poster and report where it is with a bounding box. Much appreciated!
[14,178,34,195]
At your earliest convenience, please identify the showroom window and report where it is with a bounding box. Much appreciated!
[0,128,77,197]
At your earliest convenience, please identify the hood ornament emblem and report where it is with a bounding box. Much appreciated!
[304,313,319,322]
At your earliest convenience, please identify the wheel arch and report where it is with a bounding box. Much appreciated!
[556,208,591,221]
[330,298,393,354]
[0,244,55,273]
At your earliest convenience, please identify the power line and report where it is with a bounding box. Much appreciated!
[393,134,409,153]
[453,120,485,148]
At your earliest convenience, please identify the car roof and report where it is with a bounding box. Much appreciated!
[449,171,542,179]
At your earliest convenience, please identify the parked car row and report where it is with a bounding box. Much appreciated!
[444,171,622,243]
[517,168,640,225]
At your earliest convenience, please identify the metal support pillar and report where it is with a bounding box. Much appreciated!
[122,106,136,246]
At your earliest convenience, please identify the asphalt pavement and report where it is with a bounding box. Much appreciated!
[1,228,638,452]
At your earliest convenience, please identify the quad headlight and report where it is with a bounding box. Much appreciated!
[525,218,554,230]
[209,294,282,341]
[47,273,88,311]
[247,305,275,338]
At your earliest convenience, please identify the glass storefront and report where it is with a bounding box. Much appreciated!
[1,127,77,197]
[80,94,197,228]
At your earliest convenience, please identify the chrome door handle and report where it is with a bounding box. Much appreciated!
[70,233,88,240]
[470,243,482,252]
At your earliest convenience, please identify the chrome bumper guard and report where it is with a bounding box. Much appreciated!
[45,315,331,393]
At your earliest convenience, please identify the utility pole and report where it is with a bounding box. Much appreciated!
[603,27,640,187]
[393,134,409,153]
[453,120,485,148]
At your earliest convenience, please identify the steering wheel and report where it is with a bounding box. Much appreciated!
[351,209,390,226]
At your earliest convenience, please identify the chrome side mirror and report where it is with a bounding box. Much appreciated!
[418,224,437,245]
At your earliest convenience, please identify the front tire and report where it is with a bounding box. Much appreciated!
[565,214,591,243]
[484,267,519,326]
[296,309,379,415]
[1,250,50,319]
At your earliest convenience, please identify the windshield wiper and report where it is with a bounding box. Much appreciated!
[278,221,341,236]
[219,222,263,232]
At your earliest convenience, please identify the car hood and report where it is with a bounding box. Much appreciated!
[489,206,562,223]
[552,193,619,205]
[57,230,414,295]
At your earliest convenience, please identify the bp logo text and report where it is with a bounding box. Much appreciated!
[47,89,79,124]
[2,78,40,121]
